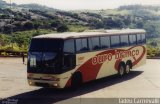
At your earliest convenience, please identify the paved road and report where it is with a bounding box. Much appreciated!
[0,58,160,104]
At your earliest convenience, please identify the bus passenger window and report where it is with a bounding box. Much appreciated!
[63,39,75,53]
[141,34,146,44]
[137,34,142,44]
[111,36,120,48]
[88,38,92,51]
[81,39,88,51]
[120,35,129,47]
[90,37,100,50]
[63,39,76,70]
[100,36,110,49]
[76,39,82,52]
[76,38,88,53]
[129,35,136,45]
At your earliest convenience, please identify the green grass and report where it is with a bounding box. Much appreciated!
[68,25,90,32]
[14,29,56,37]
[147,38,160,57]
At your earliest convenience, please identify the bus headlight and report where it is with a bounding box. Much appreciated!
[53,83,58,87]
[29,81,32,85]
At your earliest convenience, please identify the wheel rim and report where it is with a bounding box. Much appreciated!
[126,65,130,74]
[119,66,124,76]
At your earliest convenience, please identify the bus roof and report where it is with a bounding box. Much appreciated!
[33,29,146,39]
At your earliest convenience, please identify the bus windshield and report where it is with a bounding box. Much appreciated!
[28,38,64,74]
[29,38,63,51]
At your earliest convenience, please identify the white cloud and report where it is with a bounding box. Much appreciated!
[4,0,160,10]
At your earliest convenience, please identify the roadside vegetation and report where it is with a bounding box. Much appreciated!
[147,38,160,57]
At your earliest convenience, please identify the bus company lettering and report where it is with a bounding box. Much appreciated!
[115,49,139,59]
[92,53,112,65]
[92,49,140,65]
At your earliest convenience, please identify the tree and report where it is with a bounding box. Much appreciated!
[33,22,41,30]
[3,24,15,34]
[51,21,59,28]
[136,21,144,28]
[57,25,69,32]
[23,21,34,30]
[0,34,11,46]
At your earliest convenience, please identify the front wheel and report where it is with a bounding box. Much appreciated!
[71,73,82,89]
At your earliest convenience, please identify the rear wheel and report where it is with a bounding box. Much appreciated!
[125,64,130,74]
[118,63,125,76]
[125,60,132,74]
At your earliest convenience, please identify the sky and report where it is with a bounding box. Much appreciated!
[4,0,160,10]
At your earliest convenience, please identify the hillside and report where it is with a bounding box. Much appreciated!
[1,1,160,54]
[0,0,91,33]
[1,1,160,37]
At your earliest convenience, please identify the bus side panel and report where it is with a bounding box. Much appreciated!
[132,45,146,69]
[73,45,146,83]
[96,45,146,79]
[76,51,104,82]
[63,45,146,88]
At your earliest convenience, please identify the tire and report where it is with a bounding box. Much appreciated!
[118,63,125,76]
[125,60,132,74]
[125,64,131,74]
[71,72,82,89]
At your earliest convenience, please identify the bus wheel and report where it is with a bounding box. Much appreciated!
[71,72,82,89]
[118,63,125,76]
[125,64,131,74]
[125,60,132,74]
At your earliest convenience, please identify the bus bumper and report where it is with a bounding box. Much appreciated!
[27,79,62,88]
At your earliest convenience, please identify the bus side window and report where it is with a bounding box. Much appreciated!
[120,35,129,47]
[90,37,100,50]
[88,38,92,51]
[76,38,88,53]
[100,36,110,49]
[63,39,75,53]
[63,39,76,70]
[111,35,120,48]
[76,39,82,52]
[137,34,142,44]
[129,35,136,45]
[81,38,88,51]
[141,34,146,44]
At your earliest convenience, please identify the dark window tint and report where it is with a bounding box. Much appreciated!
[141,34,146,43]
[137,34,142,44]
[29,39,63,51]
[100,36,110,49]
[120,35,129,46]
[76,39,81,52]
[81,39,88,51]
[76,38,88,52]
[88,38,92,50]
[111,36,120,47]
[129,35,136,45]
[63,39,75,53]
[90,37,100,50]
